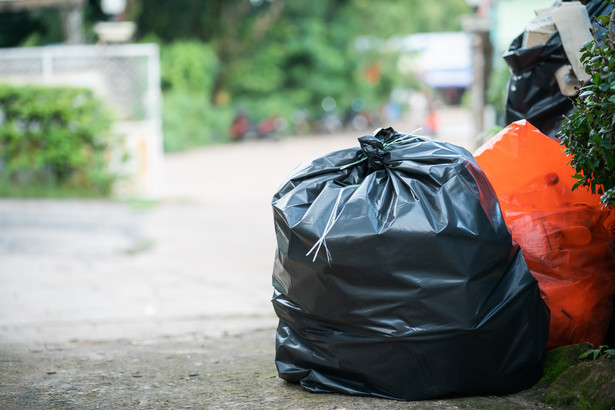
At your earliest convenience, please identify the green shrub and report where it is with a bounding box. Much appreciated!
[159,41,234,151]
[560,1,615,208]
[162,90,233,152]
[0,84,120,197]
[160,41,219,94]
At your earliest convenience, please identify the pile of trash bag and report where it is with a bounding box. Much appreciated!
[475,120,615,349]
[271,127,549,401]
[504,0,612,137]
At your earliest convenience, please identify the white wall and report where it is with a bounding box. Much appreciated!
[493,0,557,54]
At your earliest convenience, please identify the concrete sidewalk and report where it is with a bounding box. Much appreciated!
[0,108,478,346]
[1,328,550,409]
[0,109,553,408]
[0,132,355,345]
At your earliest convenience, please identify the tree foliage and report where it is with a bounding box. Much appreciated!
[560,1,615,208]
[0,0,472,149]
[137,0,470,112]
[159,41,234,151]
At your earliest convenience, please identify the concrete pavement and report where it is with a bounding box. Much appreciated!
[0,108,477,346]
[0,109,551,409]
[0,132,354,344]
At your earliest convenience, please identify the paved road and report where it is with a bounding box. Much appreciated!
[0,109,556,408]
[0,109,475,345]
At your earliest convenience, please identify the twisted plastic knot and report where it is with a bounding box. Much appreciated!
[358,134,388,170]
[341,127,415,172]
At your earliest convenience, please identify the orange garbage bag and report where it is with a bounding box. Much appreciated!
[475,120,615,349]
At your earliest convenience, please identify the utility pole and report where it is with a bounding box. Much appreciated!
[61,2,85,44]
[463,0,493,147]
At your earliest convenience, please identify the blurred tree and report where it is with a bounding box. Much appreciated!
[350,0,469,36]
[0,0,471,147]
[0,8,64,47]
[134,0,470,115]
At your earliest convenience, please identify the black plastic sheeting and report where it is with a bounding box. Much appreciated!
[271,127,550,401]
[504,0,612,138]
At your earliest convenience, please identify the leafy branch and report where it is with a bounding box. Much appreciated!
[559,0,615,207]
[579,345,615,360]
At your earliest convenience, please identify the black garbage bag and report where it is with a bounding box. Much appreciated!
[271,127,550,401]
[504,0,612,138]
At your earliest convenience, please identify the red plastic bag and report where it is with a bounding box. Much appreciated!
[475,120,615,349]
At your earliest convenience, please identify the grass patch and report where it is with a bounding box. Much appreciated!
[0,180,108,199]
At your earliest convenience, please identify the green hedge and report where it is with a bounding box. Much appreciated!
[0,84,121,197]
[160,41,234,151]
[162,90,233,152]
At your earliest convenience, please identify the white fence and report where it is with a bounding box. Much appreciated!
[0,43,163,198]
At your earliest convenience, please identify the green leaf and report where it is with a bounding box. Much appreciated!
[572,180,585,191]
[590,55,604,65]
[579,349,597,359]
[582,40,593,51]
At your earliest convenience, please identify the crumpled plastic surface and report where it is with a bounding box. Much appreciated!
[503,0,612,138]
[271,127,549,401]
[475,120,615,349]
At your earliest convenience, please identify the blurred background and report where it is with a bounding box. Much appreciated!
[0,0,558,344]
[0,0,555,198]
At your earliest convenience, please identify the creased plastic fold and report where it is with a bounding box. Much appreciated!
[475,119,615,349]
[271,127,550,401]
